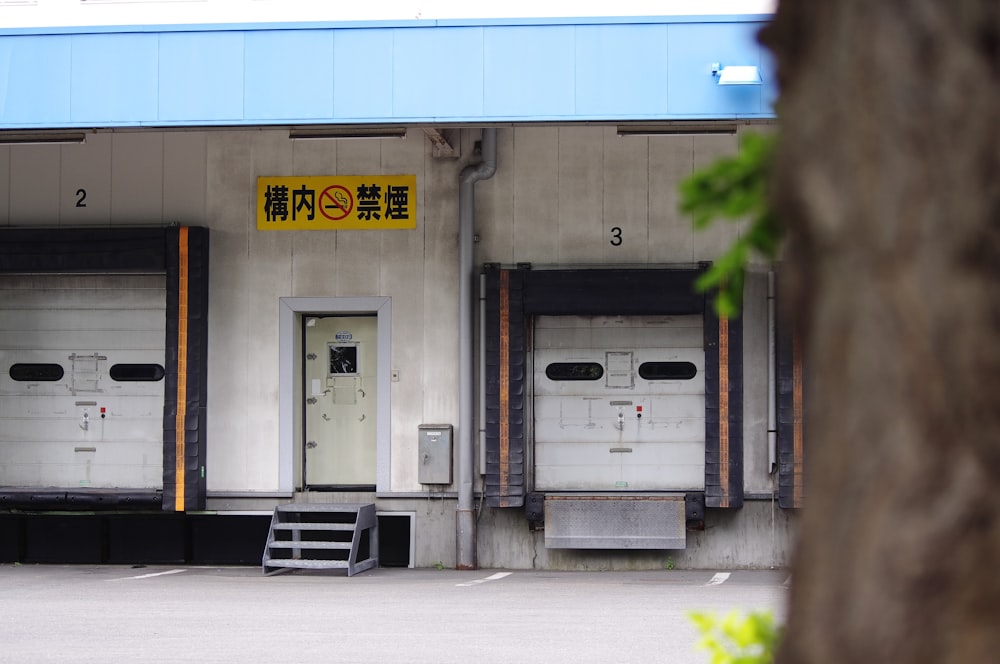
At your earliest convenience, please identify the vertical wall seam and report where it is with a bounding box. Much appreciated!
[68,37,75,136]
[4,148,9,225]
[689,137,695,262]
[556,128,561,263]
[241,33,247,122]
[479,27,485,122]
[159,133,166,222]
[646,139,653,254]
[155,35,162,122]
[57,143,64,226]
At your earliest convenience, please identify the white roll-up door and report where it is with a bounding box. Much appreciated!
[0,274,165,489]
[533,315,705,492]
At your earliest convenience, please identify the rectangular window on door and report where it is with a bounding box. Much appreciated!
[328,343,359,377]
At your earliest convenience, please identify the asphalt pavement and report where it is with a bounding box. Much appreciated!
[0,564,788,664]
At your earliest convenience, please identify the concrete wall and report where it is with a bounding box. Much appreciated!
[0,123,795,569]
[477,499,795,570]
[202,128,465,494]
[476,126,743,266]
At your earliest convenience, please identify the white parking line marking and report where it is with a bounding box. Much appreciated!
[456,571,512,587]
[705,572,731,586]
[114,569,188,581]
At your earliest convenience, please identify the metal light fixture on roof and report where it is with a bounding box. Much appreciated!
[711,63,763,86]
[0,131,87,145]
[289,126,407,140]
[617,122,738,137]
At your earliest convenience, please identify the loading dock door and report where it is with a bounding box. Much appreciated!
[533,315,705,492]
[0,274,166,489]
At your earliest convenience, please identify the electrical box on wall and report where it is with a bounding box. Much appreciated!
[418,424,453,484]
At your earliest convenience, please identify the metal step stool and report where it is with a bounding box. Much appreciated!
[262,503,379,576]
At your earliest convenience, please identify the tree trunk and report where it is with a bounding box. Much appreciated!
[760,2,1000,663]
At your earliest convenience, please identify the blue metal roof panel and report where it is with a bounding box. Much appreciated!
[484,25,576,118]
[0,35,72,125]
[0,18,776,129]
[158,31,245,122]
[245,30,335,121]
[574,24,671,117]
[333,28,395,120]
[392,27,485,119]
[666,22,768,116]
[71,33,159,124]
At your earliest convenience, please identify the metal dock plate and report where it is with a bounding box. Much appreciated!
[543,494,687,550]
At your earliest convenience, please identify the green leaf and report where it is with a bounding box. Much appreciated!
[688,610,781,664]
[679,132,783,316]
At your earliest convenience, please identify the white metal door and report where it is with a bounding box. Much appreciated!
[0,274,166,489]
[533,315,705,491]
[303,315,377,487]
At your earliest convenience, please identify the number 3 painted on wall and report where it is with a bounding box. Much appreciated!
[609,226,622,246]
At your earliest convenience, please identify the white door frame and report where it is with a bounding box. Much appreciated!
[278,297,391,493]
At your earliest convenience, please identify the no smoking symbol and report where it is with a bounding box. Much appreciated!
[319,185,354,221]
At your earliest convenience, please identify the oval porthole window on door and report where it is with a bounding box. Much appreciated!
[545,362,604,381]
[638,361,698,380]
[9,363,64,381]
[110,363,165,382]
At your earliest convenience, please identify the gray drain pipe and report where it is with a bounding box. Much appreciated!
[457,128,497,570]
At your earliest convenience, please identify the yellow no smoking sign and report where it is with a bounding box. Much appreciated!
[256,175,417,230]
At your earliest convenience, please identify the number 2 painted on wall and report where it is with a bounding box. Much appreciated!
[609,226,623,246]
[75,189,87,208]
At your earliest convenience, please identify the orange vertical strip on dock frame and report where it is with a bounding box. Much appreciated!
[174,228,189,512]
[498,271,510,505]
[718,316,730,507]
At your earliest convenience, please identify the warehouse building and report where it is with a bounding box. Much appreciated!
[0,1,801,571]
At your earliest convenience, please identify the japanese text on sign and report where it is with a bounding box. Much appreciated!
[257,175,417,230]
